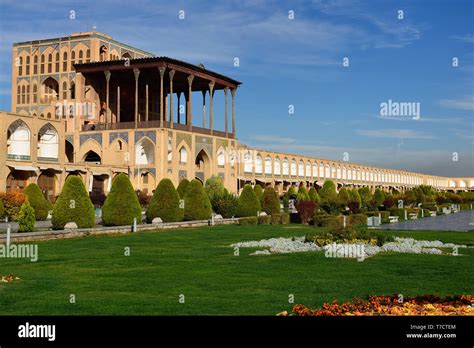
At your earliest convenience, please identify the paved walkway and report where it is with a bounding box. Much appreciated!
[0,218,102,233]
[381,210,474,232]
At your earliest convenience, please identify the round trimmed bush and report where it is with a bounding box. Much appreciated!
[102,173,142,226]
[177,179,190,198]
[236,184,260,217]
[262,187,280,215]
[147,178,183,222]
[205,175,225,200]
[184,179,212,221]
[18,200,35,232]
[51,175,95,229]
[23,183,49,221]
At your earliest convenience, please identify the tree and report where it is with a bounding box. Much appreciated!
[297,186,310,202]
[184,179,212,221]
[18,200,35,232]
[296,200,316,224]
[51,175,95,229]
[348,189,362,214]
[308,187,320,204]
[254,184,263,206]
[211,189,239,218]
[236,184,261,217]
[404,190,416,206]
[177,179,190,198]
[205,175,225,200]
[23,183,49,221]
[358,187,373,209]
[374,188,385,207]
[319,181,339,214]
[286,186,297,198]
[146,178,183,222]
[101,173,142,226]
[337,188,350,207]
[262,187,280,215]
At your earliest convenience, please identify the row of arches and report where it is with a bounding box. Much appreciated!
[17,48,91,76]
[7,120,59,161]
[17,77,75,106]
[242,152,424,186]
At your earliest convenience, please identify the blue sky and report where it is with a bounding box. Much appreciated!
[0,0,473,177]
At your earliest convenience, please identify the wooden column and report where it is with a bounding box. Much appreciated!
[231,88,236,137]
[187,75,194,131]
[209,81,215,135]
[177,92,181,124]
[145,84,149,122]
[117,85,120,123]
[104,70,111,125]
[201,90,206,128]
[159,67,165,128]
[169,70,175,128]
[224,87,229,136]
[133,68,140,128]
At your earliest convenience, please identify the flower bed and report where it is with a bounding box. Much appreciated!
[279,294,474,316]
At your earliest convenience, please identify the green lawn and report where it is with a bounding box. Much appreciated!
[0,224,473,315]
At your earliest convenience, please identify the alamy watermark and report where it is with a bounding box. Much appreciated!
[380,99,420,120]
[324,243,365,262]
[0,243,38,262]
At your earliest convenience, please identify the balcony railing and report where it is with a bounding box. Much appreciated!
[81,121,233,138]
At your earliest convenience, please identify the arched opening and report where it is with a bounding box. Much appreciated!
[217,148,225,167]
[282,159,289,176]
[7,120,31,160]
[38,170,56,201]
[195,149,210,183]
[135,138,155,165]
[65,140,74,163]
[99,45,108,61]
[274,157,281,175]
[42,77,59,103]
[90,175,106,206]
[179,146,188,164]
[6,170,30,192]
[255,154,263,174]
[265,156,272,175]
[290,160,297,176]
[38,123,59,161]
[84,150,101,164]
[244,151,253,173]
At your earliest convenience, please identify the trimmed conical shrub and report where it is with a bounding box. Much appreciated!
[184,179,212,221]
[286,186,297,197]
[338,188,350,206]
[23,183,49,221]
[237,184,260,217]
[51,175,95,229]
[308,187,320,204]
[18,200,35,232]
[205,175,225,200]
[147,178,183,222]
[319,180,337,200]
[254,184,263,206]
[297,186,310,202]
[177,179,190,198]
[102,173,142,226]
[262,187,280,215]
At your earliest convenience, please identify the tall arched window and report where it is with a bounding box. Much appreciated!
[26,85,30,104]
[244,151,253,173]
[78,50,83,64]
[179,147,188,164]
[86,49,90,63]
[18,57,23,76]
[63,52,68,71]
[40,54,45,74]
[264,156,272,174]
[282,159,289,176]
[7,120,31,160]
[48,53,52,73]
[274,158,281,175]
[17,86,21,104]
[26,56,30,75]
[32,84,37,103]
[33,55,38,74]
[298,160,304,176]
[55,52,59,72]
[71,51,75,66]
[255,154,263,174]
[290,160,297,176]
[37,124,59,160]
[62,81,68,99]
[21,85,26,104]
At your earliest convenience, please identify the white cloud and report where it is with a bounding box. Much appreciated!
[356,128,435,139]
[439,96,474,111]
[450,34,474,43]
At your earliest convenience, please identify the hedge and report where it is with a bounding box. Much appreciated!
[280,213,290,224]
[271,214,281,225]
[239,217,258,225]
[320,216,343,229]
[184,179,212,221]
[51,175,95,229]
[236,184,260,217]
[23,183,50,221]
[101,174,142,226]
[146,178,183,223]
[349,213,367,226]
[258,215,271,225]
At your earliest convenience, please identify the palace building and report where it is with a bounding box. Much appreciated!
[1,31,472,202]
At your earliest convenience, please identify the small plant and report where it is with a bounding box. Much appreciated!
[18,200,35,233]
